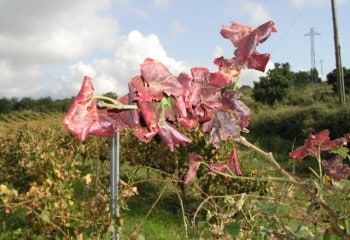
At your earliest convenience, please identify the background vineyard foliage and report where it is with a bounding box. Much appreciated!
[0,116,112,239]
[0,113,274,239]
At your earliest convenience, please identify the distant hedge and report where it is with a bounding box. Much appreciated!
[249,105,350,144]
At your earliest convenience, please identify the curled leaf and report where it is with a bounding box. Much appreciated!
[227,149,243,176]
[322,156,350,181]
[209,149,242,176]
[205,90,251,148]
[184,154,203,184]
[157,121,192,152]
[289,129,346,161]
[62,76,115,140]
[215,21,276,72]
[62,76,139,140]
[140,58,184,99]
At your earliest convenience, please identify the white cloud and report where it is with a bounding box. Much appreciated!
[212,46,225,59]
[0,0,119,98]
[53,30,191,99]
[226,0,272,26]
[0,0,118,64]
[239,61,275,87]
[0,61,43,97]
[239,1,271,25]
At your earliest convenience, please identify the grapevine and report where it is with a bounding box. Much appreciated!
[63,20,276,180]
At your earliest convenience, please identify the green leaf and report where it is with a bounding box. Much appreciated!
[330,147,349,158]
[225,222,240,237]
[40,210,51,223]
[261,203,277,215]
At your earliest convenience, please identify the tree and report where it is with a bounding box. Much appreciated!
[103,92,118,99]
[310,68,321,83]
[252,63,292,105]
[13,97,34,111]
[327,67,350,94]
[0,97,13,113]
[294,70,310,85]
[34,97,54,112]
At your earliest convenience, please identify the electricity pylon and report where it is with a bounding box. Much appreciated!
[305,28,320,84]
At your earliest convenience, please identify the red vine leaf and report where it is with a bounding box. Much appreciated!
[227,149,243,176]
[209,149,242,176]
[139,58,184,99]
[215,21,276,72]
[135,97,192,151]
[289,129,346,161]
[62,77,140,141]
[158,121,192,152]
[322,156,350,181]
[208,163,227,176]
[204,90,251,148]
[113,94,140,129]
[62,76,115,140]
[184,154,203,184]
[206,110,241,148]
[247,52,271,72]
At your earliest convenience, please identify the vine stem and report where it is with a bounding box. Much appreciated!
[316,151,324,197]
[30,208,69,239]
[238,136,349,240]
[93,96,138,110]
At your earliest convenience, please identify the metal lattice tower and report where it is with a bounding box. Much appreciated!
[305,28,320,83]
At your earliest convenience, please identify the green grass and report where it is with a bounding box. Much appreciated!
[118,166,210,239]
[122,202,187,240]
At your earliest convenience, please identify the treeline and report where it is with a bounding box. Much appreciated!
[251,64,350,106]
[0,96,74,114]
[0,92,118,114]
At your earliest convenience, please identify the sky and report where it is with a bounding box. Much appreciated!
[0,0,349,99]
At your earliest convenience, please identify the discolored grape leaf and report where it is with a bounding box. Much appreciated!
[215,21,276,72]
[205,90,251,148]
[129,75,164,101]
[289,129,346,160]
[62,76,115,140]
[135,97,192,151]
[112,93,140,129]
[227,149,243,176]
[157,120,192,152]
[139,58,184,99]
[206,110,242,148]
[183,154,203,184]
[62,76,141,141]
[208,163,227,176]
[208,149,243,176]
[247,52,271,72]
[322,156,350,181]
